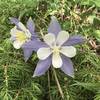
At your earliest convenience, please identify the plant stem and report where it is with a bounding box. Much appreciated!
[60,0,65,20]
[48,70,52,100]
[4,65,8,94]
[52,68,64,99]
[14,90,21,100]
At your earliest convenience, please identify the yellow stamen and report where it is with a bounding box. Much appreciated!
[16,32,28,42]
[52,46,60,53]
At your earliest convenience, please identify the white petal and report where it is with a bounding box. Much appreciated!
[43,33,55,46]
[10,26,22,36]
[52,53,62,68]
[13,41,23,49]
[18,22,27,32]
[56,31,69,46]
[37,47,52,60]
[10,26,31,39]
[60,46,76,58]
[25,29,31,38]
[10,26,17,35]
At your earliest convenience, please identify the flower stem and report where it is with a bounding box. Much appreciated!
[52,68,64,99]
[48,70,52,100]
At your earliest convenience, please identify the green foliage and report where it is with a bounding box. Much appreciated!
[0,0,100,100]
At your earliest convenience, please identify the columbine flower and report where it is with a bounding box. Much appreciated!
[10,17,37,61]
[37,30,77,69]
[23,16,84,77]
[32,16,84,77]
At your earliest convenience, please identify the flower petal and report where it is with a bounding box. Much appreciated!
[22,39,48,61]
[56,31,69,46]
[9,17,22,30]
[10,26,18,35]
[10,26,26,37]
[13,41,23,49]
[52,53,62,68]
[48,16,61,36]
[17,22,27,32]
[10,17,19,25]
[22,39,48,52]
[27,17,35,35]
[60,46,76,58]
[10,36,16,41]
[44,33,55,46]
[61,56,74,77]
[33,56,51,77]
[63,35,84,46]
[23,48,33,62]
[37,47,52,60]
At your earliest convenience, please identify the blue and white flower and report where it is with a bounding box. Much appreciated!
[10,17,37,61]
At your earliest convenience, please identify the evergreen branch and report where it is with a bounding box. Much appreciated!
[4,65,8,92]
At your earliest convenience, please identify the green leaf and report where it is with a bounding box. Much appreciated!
[92,0,100,7]
[94,30,100,42]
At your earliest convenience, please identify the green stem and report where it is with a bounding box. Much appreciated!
[48,71,52,100]
[4,65,8,93]
[52,68,64,99]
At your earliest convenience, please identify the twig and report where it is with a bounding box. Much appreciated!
[13,90,21,100]
[82,5,95,14]
[52,68,64,99]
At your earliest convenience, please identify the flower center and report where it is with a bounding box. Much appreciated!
[16,32,28,42]
[52,45,60,53]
